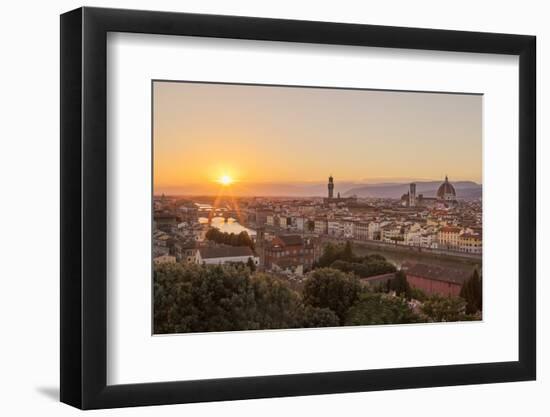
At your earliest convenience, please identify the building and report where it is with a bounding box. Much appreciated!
[327,220,343,237]
[382,224,403,243]
[419,233,438,249]
[401,176,457,207]
[438,226,462,250]
[368,221,381,240]
[154,212,179,232]
[409,183,416,207]
[196,245,259,266]
[353,221,369,241]
[295,216,307,231]
[404,263,471,297]
[359,272,396,287]
[279,216,292,230]
[314,217,328,235]
[175,241,198,263]
[264,234,317,274]
[342,220,355,238]
[323,175,358,206]
[153,254,176,264]
[437,175,457,202]
[266,214,279,227]
[458,233,483,254]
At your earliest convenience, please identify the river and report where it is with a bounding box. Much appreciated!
[198,216,256,237]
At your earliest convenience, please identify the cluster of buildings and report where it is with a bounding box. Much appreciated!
[250,176,482,255]
[359,262,472,298]
[152,175,482,288]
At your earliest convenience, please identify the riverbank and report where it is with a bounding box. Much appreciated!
[321,237,481,272]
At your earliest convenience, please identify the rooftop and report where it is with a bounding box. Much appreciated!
[276,235,304,246]
[403,262,472,284]
[199,245,254,259]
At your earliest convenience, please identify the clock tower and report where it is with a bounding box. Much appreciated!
[328,175,334,199]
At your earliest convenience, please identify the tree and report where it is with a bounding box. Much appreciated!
[409,287,427,302]
[342,241,355,262]
[317,243,341,267]
[460,269,482,314]
[330,259,396,278]
[154,263,304,333]
[296,305,340,328]
[421,295,467,322]
[205,227,254,250]
[154,262,256,333]
[387,270,411,298]
[246,257,256,272]
[249,273,303,329]
[302,268,361,324]
[346,293,421,325]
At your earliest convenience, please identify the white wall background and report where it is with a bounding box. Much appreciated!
[0,0,545,415]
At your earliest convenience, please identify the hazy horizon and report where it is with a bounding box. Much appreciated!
[154,178,482,199]
[153,81,482,194]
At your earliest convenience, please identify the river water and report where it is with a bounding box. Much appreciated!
[199,216,256,237]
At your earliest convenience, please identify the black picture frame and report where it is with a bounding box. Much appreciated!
[60,6,536,410]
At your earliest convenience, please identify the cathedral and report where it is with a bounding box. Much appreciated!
[402,176,457,207]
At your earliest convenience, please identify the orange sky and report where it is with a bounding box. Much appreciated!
[153,81,482,195]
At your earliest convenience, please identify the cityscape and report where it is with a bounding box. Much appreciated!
[152,81,482,334]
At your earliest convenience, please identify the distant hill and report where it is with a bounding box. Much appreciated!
[342,181,482,199]
[156,181,362,197]
[156,180,481,199]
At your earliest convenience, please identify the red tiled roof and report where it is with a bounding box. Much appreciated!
[199,245,254,259]
[404,262,471,284]
[439,226,461,233]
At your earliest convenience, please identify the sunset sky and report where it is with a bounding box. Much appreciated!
[153,81,482,196]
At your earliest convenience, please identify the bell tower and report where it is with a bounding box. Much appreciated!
[328,175,334,199]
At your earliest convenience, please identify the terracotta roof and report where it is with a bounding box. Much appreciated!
[199,246,254,259]
[403,262,471,284]
[359,273,396,284]
[461,233,481,239]
[276,235,304,246]
[440,226,461,233]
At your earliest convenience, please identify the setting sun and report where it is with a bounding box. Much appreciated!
[218,174,233,186]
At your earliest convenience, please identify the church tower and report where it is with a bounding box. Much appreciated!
[409,183,416,207]
[328,175,334,199]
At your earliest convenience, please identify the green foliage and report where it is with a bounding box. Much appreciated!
[409,287,428,302]
[154,262,256,333]
[318,243,396,278]
[317,243,345,267]
[246,257,256,272]
[205,228,255,250]
[460,269,482,314]
[296,305,340,328]
[331,259,396,278]
[249,273,303,329]
[154,263,340,334]
[302,268,361,324]
[421,295,467,322]
[387,270,411,298]
[154,256,478,335]
[342,241,355,262]
[346,293,421,325]
[306,219,315,232]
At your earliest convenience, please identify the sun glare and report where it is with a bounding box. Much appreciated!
[219,174,233,186]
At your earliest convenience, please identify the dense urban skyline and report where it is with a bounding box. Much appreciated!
[153,81,482,195]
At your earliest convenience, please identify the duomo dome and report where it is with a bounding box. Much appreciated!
[437,176,456,201]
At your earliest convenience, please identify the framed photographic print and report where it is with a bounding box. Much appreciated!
[60,7,536,409]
